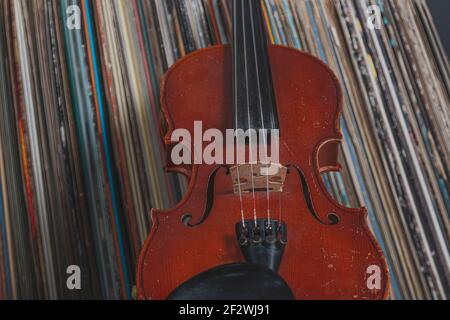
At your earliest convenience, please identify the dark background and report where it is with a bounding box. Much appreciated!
[427,0,450,58]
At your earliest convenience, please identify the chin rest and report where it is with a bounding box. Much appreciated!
[168,263,294,300]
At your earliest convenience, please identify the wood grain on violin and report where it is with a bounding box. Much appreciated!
[136,45,389,300]
[137,0,389,300]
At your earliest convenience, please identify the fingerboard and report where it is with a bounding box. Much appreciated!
[232,0,279,133]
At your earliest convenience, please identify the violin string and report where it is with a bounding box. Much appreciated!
[233,0,245,226]
[279,189,282,223]
[242,0,258,225]
[249,0,271,224]
[236,164,245,226]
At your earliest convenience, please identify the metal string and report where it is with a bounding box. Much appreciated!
[233,0,245,226]
[242,0,258,225]
[249,0,272,224]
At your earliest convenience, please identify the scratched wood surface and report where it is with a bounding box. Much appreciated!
[137,45,389,300]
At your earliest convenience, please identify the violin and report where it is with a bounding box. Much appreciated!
[137,0,389,300]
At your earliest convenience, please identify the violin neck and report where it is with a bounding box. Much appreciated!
[232,0,279,133]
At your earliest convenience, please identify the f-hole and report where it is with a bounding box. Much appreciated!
[182,166,228,228]
[287,164,340,226]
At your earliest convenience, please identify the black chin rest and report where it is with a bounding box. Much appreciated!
[168,263,295,300]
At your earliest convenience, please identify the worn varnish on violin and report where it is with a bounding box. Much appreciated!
[137,0,389,300]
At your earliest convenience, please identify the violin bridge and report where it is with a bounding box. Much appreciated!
[229,163,287,193]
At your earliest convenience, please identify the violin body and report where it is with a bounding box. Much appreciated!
[137,45,389,300]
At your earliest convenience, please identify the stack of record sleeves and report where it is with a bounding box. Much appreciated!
[0,0,448,300]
